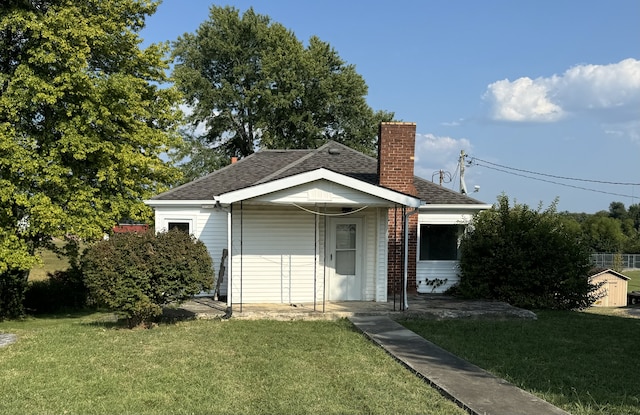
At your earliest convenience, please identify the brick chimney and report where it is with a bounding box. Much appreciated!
[377,122,417,196]
[378,122,419,298]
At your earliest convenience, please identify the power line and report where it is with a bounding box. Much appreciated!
[473,161,637,199]
[467,156,640,186]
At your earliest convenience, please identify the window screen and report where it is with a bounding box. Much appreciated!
[168,222,190,233]
[419,224,462,260]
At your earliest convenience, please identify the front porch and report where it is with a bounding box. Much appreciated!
[170,295,537,321]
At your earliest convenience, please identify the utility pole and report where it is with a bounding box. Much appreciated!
[459,150,468,194]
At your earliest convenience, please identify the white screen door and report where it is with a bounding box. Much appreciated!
[330,218,362,300]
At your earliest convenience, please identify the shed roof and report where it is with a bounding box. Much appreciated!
[589,268,631,281]
[151,140,486,205]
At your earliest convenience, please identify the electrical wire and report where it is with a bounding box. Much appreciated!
[291,203,369,216]
[473,162,637,199]
[467,156,640,186]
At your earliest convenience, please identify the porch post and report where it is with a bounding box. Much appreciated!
[323,204,327,313]
[240,200,243,312]
[226,204,232,309]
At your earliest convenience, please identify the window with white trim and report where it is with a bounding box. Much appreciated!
[419,224,464,261]
[167,220,192,234]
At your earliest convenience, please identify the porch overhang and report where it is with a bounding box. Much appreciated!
[217,168,422,207]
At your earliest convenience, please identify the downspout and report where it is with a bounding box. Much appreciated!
[403,207,419,310]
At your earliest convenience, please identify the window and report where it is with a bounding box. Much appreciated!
[168,221,190,233]
[419,224,463,261]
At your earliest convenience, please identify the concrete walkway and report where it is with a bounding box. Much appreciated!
[175,296,568,414]
[349,315,571,415]
[0,333,17,348]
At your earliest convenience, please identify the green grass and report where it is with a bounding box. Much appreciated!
[401,311,640,415]
[0,315,466,415]
[625,270,640,292]
[28,245,70,281]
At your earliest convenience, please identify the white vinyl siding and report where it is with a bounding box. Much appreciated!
[229,206,385,304]
[231,207,318,303]
[416,261,460,293]
[154,207,228,295]
[154,203,392,304]
[416,209,475,294]
[376,209,389,301]
[363,213,375,300]
[249,180,399,206]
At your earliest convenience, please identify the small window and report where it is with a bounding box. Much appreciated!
[168,222,190,233]
[419,224,463,261]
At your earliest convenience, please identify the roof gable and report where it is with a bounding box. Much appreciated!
[219,168,421,207]
[149,140,486,206]
[589,268,631,281]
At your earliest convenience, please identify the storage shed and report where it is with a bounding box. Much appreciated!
[590,269,630,307]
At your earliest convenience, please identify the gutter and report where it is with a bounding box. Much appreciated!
[403,207,420,310]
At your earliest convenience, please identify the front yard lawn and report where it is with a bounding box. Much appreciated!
[0,314,465,415]
[401,310,640,415]
[625,269,640,292]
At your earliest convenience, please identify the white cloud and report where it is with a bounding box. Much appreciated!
[485,77,564,122]
[414,133,471,182]
[484,58,640,123]
[604,120,640,143]
[441,118,464,127]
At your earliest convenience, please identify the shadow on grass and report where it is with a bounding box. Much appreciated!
[79,306,204,329]
[25,307,103,320]
[24,297,216,328]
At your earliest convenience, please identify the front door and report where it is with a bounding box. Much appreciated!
[329,218,362,301]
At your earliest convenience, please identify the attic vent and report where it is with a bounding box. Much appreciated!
[328,148,341,155]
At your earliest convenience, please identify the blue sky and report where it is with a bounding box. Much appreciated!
[141,0,640,213]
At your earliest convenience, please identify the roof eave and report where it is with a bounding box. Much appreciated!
[420,203,492,210]
[144,199,217,207]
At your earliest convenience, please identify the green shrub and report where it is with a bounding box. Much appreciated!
[82,230,214,327]
[24,268,89,314]
[457,195,598,310]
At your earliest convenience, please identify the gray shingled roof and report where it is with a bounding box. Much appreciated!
[151,140,485,205]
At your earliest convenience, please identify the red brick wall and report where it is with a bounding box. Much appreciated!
[377,122,417,197]
[378,122,418,295]
[112,224,149,233]
[387,207,418,296]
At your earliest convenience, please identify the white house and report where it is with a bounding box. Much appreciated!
[145,122,490,309]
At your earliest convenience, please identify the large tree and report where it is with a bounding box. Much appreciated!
[171,6,392,182]
[0,0,181,317]
[583,215,627,253]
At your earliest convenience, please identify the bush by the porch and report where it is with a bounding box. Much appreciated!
[82,230,214,327]
[455,196,598,310]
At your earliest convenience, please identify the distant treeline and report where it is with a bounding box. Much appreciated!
[560,202,640,253]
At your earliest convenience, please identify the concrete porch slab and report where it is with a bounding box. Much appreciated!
[172,294,537,321]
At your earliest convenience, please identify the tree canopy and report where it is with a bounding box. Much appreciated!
[171,5,393,183]
[0,0,181,316]
[560,201,640,253]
